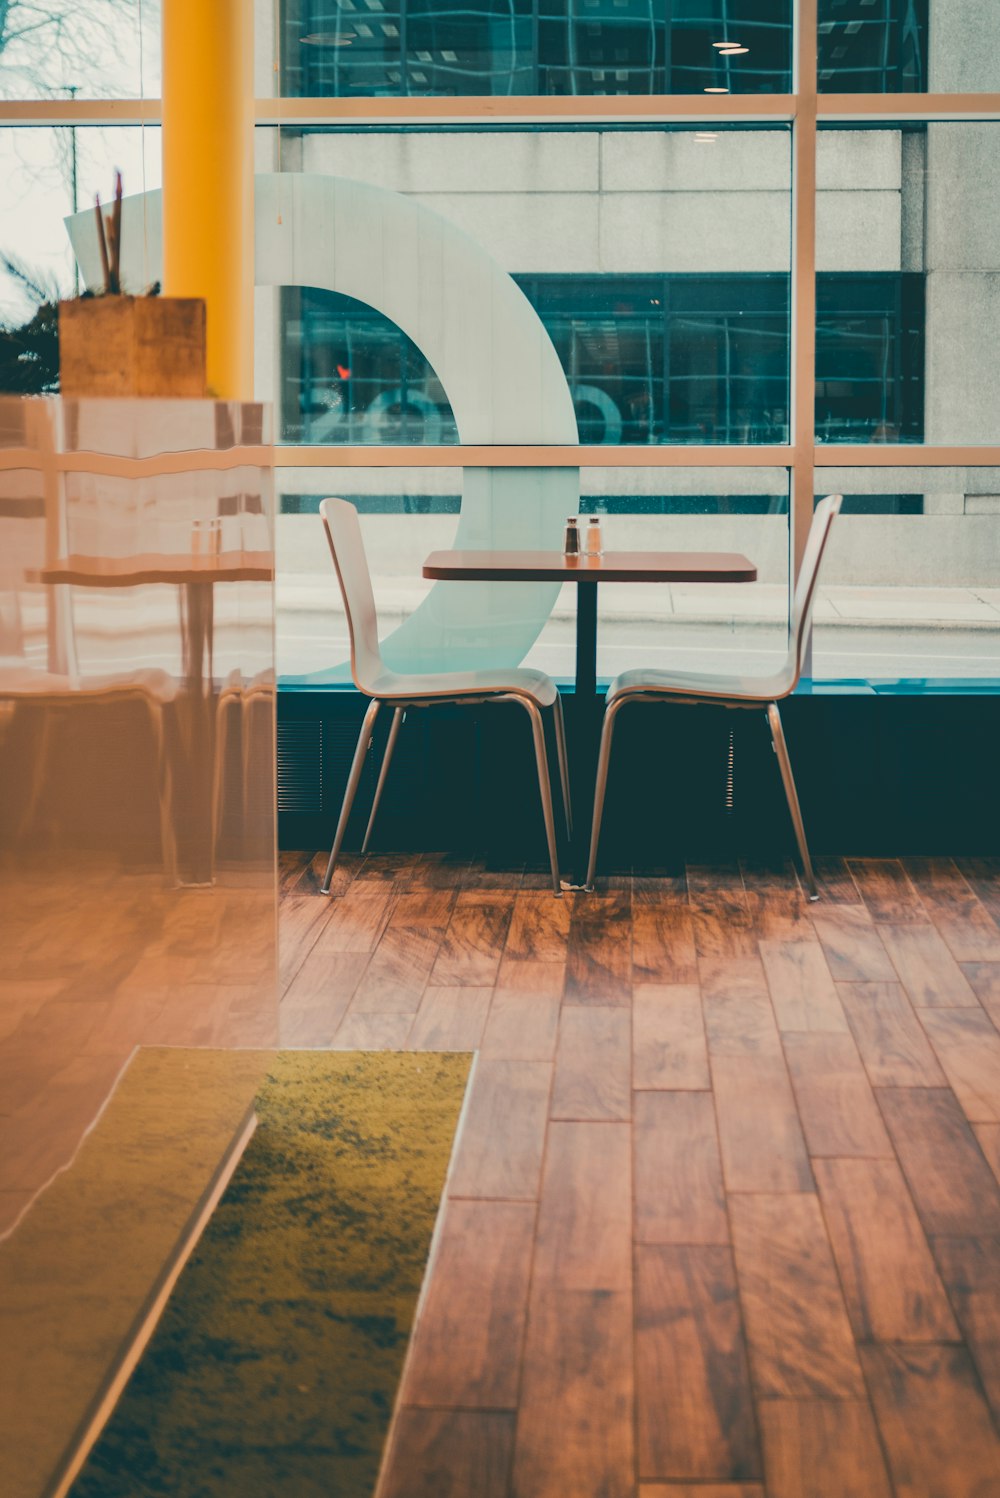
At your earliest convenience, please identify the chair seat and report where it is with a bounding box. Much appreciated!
[607,665,793,707]
[369,665,557,708]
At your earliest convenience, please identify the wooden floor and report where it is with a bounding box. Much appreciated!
[280,850,1000,1498]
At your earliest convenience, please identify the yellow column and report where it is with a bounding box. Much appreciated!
[162,0,254,399]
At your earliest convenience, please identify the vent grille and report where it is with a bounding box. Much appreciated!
[277,719,323,813]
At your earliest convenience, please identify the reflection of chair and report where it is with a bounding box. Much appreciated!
[586,496,843,898]
[0,668,179,877]
[319,498,572,896]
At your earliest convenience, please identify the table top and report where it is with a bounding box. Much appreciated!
[35,551,274,586]
[423,548,757,584]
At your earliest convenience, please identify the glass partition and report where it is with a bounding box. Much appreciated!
[276,464,790,682]
[817,123,1000,447]
[266,123,792,449]
[813,467,1000,680]
[278,0,795,97]
[0,0,161,100]
[0,398,277,1226]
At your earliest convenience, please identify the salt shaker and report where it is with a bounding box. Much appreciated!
[563,516,580,556]
[585,516,603,556]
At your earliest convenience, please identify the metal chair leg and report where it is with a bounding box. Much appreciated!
[362,706,404,853]
[552,692,573,840]
[518,698,563,897]
[585,697,625,890]
[766,700,818,901]
[321,696,381,894]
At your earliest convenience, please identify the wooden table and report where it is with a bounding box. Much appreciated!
[423,548,757,702]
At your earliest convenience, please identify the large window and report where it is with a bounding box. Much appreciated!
[2,1,999,683]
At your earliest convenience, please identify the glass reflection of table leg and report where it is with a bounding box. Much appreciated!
[174,580,217,886]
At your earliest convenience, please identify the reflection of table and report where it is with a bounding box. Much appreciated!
[37,553,273,883]
[423,548,758,876]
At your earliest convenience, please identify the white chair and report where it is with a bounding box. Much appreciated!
[318,498,572,896]
[585,495,843,899]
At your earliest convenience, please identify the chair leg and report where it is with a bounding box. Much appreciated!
[362,706,405,853]
[766,700,818,901]
[552,692,573,840]
[321,697,381,894]
[517,698,563,897]
[585,698,625,890]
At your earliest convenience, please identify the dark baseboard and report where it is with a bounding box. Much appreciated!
[278,688,1000,860]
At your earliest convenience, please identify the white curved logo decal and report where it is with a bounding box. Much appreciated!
[69,174,580,675]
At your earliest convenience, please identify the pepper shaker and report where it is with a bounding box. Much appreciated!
[563,516,580,556]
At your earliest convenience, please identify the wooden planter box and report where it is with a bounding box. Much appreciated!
[59,296,207,398]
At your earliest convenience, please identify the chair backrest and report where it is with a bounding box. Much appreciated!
[319,498,385,694]
[787,494,842,688]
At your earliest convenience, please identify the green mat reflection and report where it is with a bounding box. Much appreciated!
[72,1050,472,1498]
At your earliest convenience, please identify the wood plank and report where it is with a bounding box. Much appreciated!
[741,860,815,938]
[931,1236,1000,1424]
[402,1200,534,1408]
[745,889,815,940]
[838,981,947,1088]
[811,905,898,983]
[406,986,492,1051]
[917,1006,1000,1123]
[633,983,710,1090]
[349,926,441,1013]
[962,960,1000,1024]
[504,890,572,963]
[277,889,334,989]
[782,1032,893,1157]
[564,892,632,1005]
[848,858,925,923]
[430,893,514,987]
[632,870,688,905]
[700,957,783,1059]
[729,1192,866,1401]
[640,1488,763,1498]
[632,904,699,984]
[908,856,1000,962]
[813,1157,959,1342]
[690,891,758,960]
[878,923,980,1008]
[974,1124,1000,1188]
[386,888,457,928]
[409,852,474,889]
[511,1287,633,1498]
[550,1007,631,1121]
[533,1121,631,1293]
[313,879,396,954]
[331,1012,413,1050]
[480,983,562,1062]
[493,956,566,995]
[861,1342,1000,1498]
[877,1087,1000,1237]
[278,950,367,1046]
[711,1055,813,1193]
[759,940,849,1033]
[634,1091,728,1246]
[380,1409,514,1498]
[758,1401,893,1498]
[447,1060,551,1201]
[954,856,1000,926]
[636,1245,761,1484]
[811,855,864,904]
